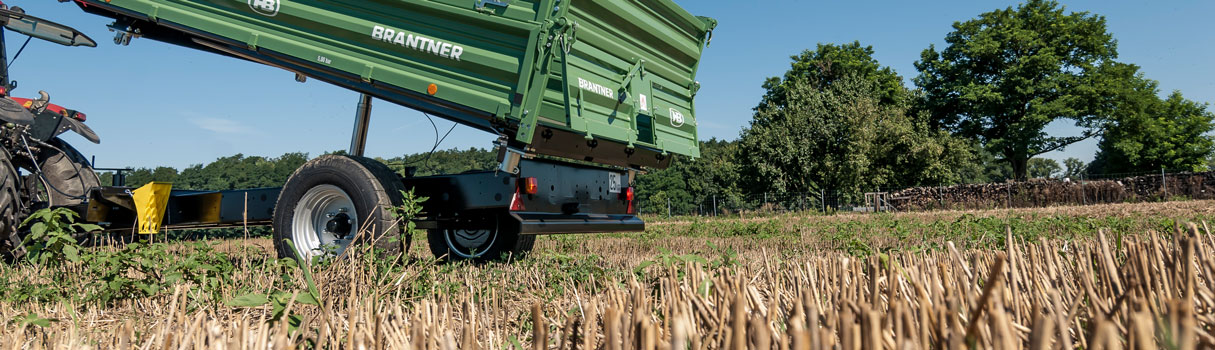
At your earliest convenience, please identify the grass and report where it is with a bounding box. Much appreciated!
[0,200,1213,348]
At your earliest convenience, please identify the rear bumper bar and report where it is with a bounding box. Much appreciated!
[509,212,644,235]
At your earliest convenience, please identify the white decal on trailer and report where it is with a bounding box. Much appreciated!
[371,25,465,61]
[669,108,685,127]
[577,78,615,100]
[248,0,280,16]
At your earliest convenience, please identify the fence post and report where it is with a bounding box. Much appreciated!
[1080,174,1086,205]
[666,198,671,218]
[1006,184,1012,209]
[712,195,717,217]
[1162,167,1167,196]
[821,191,825,214]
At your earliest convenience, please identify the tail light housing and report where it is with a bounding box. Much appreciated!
[621,187,635,214]
[72,111,86,122]
[520,177,538,195]
[510,177,536,211]
[619,187,634,201]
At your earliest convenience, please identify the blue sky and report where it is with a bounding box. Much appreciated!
[4,0,1213,170]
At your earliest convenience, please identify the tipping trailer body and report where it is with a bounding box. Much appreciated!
[73,0,715,169]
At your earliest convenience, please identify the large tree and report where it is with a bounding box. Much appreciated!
[915,0,1125,180]
[740,75,973,197]
[1089,90,1215,174]
[759,41,906,110]
[1027,158,1061,179]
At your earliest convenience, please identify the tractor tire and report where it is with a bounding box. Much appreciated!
[0,151,26,261]
[272,155,407,261]
[35,137,100,207]
[427,211,535,263]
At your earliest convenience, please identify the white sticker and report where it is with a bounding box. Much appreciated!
[608,173,622,193]
[249,0,280,16]
[638,94,648,112]
[669,108,685,127]
[577,78,615,99]
[371,26,464,61]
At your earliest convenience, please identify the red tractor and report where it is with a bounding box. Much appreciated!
[0,4,102,259]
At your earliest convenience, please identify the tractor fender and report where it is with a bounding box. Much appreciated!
[57,116,100,144]
[0,98,34,126]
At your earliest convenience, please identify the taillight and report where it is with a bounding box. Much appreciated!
[520,177,538,195]
[620,187,634,201]
[73,112,86,122]
[0,86,7,96]
[621,187,635,214]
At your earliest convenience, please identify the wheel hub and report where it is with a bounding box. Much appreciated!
[291,184,357,259]
[325,212,353,235]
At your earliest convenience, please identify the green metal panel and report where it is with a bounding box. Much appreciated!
[71,0,714,165]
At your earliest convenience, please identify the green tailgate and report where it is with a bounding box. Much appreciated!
[71,0,714,167]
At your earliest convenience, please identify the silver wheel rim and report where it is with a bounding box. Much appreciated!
[291,184,357,260]
[444,215,498,259]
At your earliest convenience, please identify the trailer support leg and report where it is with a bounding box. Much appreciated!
[349,93,373,156]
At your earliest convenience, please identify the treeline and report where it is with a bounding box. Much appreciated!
[640,0,1215,212]
[105,148,499,190]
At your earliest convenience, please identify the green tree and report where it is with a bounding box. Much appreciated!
[634,139,742,215]
[378,148,497,177]
[173,153,308,190]
[759,41,906,110]
[125,166,179,187]
[740,75,973,198]
[1063,157,1088,179]
[955,144,1014,184]
[915,0,1126,180]
[1090,91,1215,174]
[1027,158,1061,179]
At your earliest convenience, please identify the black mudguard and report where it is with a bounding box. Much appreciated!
[57,116,100,144]
[0,98,34,125]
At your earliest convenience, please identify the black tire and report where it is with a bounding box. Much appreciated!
[272,155,407,261]
[0,151,26,261]
[426,211,535,262]
[35,138,100,207]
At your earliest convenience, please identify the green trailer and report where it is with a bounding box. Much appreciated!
[77,0,714,166]
[55,0,715,261]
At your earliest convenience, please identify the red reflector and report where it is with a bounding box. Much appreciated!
[521,177,538,195]
[0,87,6,96]
[73,112,86,122]
[509,192,525,211]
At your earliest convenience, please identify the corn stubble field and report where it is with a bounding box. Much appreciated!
[2,201,1215,349]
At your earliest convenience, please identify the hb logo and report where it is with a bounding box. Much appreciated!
[249,0,280,16]
[669,108,685,127]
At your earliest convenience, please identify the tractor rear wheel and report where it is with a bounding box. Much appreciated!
[32,137,101,207]
[0,151,26,261]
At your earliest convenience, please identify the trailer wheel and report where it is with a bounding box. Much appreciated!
[0,151,26,261]
[426,211,535,262]
[272,155,406,261]
[34,138,101,207]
